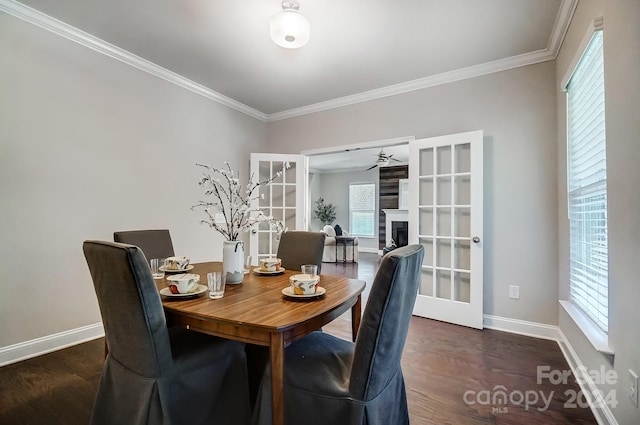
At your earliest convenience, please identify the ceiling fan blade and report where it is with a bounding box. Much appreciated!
[365,164,378,171]
[390,157,402,162]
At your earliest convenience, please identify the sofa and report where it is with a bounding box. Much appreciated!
[322,225,359,263]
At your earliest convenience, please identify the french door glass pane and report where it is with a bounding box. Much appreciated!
[454,272,471,303]
[272,185,283,206]
[436,208,451,236]
[419,178,434,204]
[420,269,434,297]
[420,237,433,267]
[285,208,296,231]
[285,185,296,207]
[454,176,471,205]
[272,161,285,183]
[454,240,470,270]
[419,148,434,175]
[437,146,452,174]
[455,143,471,173]
[419,208,433,235]
[436,270,452,299]
[454,208,471,237]
[436,177,452,204]
[436,239,451,268]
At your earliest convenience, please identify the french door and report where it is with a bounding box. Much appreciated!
[409,130,484,329]
[249,153,308,264]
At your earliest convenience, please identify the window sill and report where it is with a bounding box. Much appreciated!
[559,300,614,356]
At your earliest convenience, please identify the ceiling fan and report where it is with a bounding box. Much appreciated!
[366,149,402,170]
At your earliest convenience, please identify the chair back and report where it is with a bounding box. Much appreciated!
[276,231,326,274]
[83,240,172,377]
[349,244,424,401]
[113,229,175,260]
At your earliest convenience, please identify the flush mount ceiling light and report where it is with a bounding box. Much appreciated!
[270,0,310,49]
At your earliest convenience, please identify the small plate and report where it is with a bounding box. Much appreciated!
[281,286,326,299]
[160,283,207,298]
[253,267,286,276]
[160,265,194,273]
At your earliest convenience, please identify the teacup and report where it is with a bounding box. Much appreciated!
[259,257,282,272]
[165,256,190,271]
[289,274,320,295]
[167,273,199,294]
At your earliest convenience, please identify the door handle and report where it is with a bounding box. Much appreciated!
[472,236,480,244]
[251,229,257,234]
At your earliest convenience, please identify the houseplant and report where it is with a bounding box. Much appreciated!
[192,161,287,283]
[313,197,337,226]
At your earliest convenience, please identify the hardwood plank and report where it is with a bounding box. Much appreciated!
[0,253,597,425]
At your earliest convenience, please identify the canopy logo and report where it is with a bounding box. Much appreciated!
[462,365,618,413]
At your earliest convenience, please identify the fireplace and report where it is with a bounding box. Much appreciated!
[382,209,409,251]
[391,221,409,247]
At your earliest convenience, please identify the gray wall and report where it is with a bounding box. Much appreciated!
[309,168,379,251]
[556,1,640,424]
[0,14,267,348]
[268,61,559,325]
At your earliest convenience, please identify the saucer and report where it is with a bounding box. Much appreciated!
[281,286,326,299]
[160,284,207,298]
[253,267,286,275]
[160,265,194,273]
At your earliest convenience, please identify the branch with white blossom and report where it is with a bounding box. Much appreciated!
[192,161,290,241]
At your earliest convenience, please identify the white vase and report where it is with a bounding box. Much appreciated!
[223,240,244,284]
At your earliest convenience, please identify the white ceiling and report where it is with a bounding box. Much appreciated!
[11,0,569,119]
[308,144,410,174]
[6,0,573,171]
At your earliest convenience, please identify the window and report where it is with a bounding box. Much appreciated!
[566,30,608,332]
[349,183,375,236]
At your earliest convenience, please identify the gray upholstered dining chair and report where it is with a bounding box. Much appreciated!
[113,229,175,260]
[252,244,424,425]
[83,240,250,425]
[275,230,326,274]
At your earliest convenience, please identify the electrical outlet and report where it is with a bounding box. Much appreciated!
[509,285,520,300]
[630,369,639,407]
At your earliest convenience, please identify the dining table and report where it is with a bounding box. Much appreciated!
[158,262,366,425]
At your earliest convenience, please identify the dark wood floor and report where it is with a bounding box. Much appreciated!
[0,253,596,425]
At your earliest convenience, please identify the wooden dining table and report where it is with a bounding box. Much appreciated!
[158,262,366,425]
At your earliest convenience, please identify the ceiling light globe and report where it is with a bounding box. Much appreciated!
[270,10,310,49]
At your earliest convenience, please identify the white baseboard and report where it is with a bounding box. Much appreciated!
[483,314,617,425]
[0,322,104,367]
[483,314,561,341]
[556,329,619,425]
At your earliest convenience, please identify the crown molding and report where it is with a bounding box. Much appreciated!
[0,0,268,122]
[547,0,579,59]
[266,48,555,122]
[266,0,578,122]
[2,0,577,124]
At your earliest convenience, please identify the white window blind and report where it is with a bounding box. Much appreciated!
[566,31,608,332]
[349,183,375,236]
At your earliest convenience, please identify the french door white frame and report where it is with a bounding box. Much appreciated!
[409,130,484,329]
[249,153,307,264]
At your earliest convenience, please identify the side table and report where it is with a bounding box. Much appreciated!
[335,236,356,263]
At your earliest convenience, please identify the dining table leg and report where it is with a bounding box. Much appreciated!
[270,332,285,425]
[351,294,362,342]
